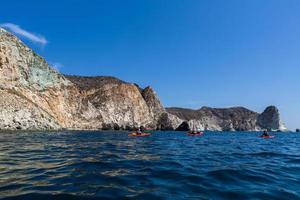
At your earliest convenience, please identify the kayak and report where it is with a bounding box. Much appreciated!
[259,135,275,139]
[128,133,151,137]
[187,132,204,136]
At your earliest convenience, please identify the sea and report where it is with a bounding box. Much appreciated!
[0,131,299,200]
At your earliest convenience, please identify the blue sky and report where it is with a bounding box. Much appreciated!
[1,0,299,130]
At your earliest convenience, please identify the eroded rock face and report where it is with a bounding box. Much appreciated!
[166,106,287,131]
[141,86,165,122]
[157,112,183,130]
[0,28,79,129]
[0,89,60,130]
[66,76,160,130]
[257,106,287,131]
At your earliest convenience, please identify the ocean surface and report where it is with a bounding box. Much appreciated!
[0,131,299,200]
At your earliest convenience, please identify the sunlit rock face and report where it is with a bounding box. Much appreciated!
[157,112,183,130]
[257,106,288,131]
[0,28,167,130]
[166,106,287,131]
[0,90,60,130]
[0,28,78,129]
[141,86,165,122]
[65,76,164,130]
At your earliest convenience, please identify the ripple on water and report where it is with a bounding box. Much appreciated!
[0,131,299,200]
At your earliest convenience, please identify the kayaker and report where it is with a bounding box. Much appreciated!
[136,128,142,135]
[196,129,202,134]
[261,130,270,137]
[140,126,145,133]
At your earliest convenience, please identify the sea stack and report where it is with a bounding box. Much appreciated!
[257,106,288,132]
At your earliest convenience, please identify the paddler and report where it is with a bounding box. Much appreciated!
[261,130,270,137]
[136,128,142,135]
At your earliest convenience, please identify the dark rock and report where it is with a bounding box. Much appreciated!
[176,121,189,131]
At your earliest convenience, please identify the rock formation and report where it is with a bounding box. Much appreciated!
[157,112,183,130]
[65,75,164,130]
[166,106,288,131]
[0,27,165,130]
[0,27,288,131]
[0,27,76,130]
[257,106,288,131]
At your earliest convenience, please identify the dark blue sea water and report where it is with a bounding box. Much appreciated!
[0,131,299,200]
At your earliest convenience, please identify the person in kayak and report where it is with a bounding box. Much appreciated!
[261,130,270,137]
[196,129,202,134]
[136,128,142,135]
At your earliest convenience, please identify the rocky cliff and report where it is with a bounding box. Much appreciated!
[0,27,165,130]
[65,75,165,130]
[0,27,75,130]
[0,27,288,131]
[166,106,288,131]
[257,106,287,131]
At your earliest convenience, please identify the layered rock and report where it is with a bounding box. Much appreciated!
[65,76,163,130]
[166,106,287,131]
[0,27,78,130]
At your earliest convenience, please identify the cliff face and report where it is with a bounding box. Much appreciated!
[0,28,78,129]
[166,106,288,131]
[65,76,164,130]
[0,27,168,130]
[0,28,288,131]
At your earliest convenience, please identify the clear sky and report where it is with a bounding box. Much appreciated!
[1,0,299,130]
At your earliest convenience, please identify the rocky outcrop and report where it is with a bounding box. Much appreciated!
[0,28,165,130]
[0,27,289,131]
[65,75,163,130]
[157,112,183,130]
[257,106,288,131]
[166,106,287,131]
[141,86,165,122]
[0,27,78,130]
[0,89,60,130]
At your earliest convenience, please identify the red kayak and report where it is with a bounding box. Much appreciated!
[128,133,151,137]
[259,135,275,139]
[187,132,204,136]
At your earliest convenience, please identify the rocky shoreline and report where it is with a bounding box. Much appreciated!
[0,27,288,131]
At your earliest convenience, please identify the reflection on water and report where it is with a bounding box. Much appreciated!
[0,131,299,200]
